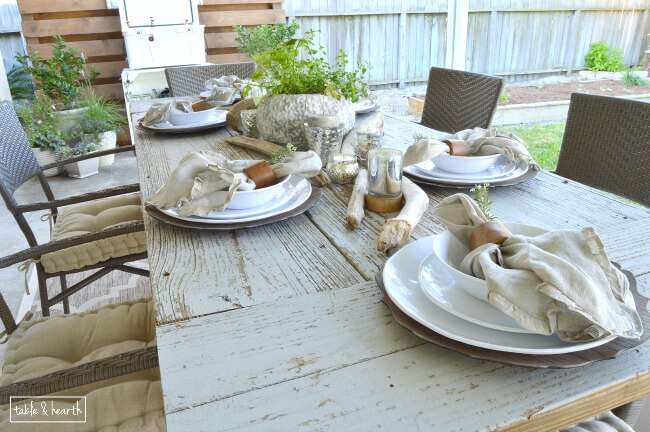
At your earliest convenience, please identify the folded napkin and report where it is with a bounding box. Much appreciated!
[148,151,322,217]
[141,101,193,127]
[204,75,265,104]
[403,127,537,168]
[434,194,643,342]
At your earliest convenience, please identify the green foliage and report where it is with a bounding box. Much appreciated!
[498,89,510,104]
[471,184,495,220]
[54,139,98,160]
[16,36,98,109]
[249,29,369,102]
[503,123,565,171]
[79,93,126,135]
[585,41,624,72]
[622,69,648,87]
[15,93,65,152]
[270,143,297,164]
[7,65,34,100]
[235,21,299,57]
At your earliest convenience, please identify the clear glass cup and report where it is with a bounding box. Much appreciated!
[303,116,346,162]
[325,152,359,185]
[367,148,403,198]
[240,109,258,138]
[356,131,384,167]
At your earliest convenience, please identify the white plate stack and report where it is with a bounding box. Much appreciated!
[382,225,617,355]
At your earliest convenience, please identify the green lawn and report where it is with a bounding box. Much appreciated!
[503,122,565,171]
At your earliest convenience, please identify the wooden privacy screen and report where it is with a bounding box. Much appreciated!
[17,0,285,100]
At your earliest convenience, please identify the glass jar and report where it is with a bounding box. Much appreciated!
[356,131,383,167]
[367,148,403,198]
[325,152,359,185]
[303,116,346,163]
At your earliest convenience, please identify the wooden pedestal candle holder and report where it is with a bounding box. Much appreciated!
[365,193,404,214]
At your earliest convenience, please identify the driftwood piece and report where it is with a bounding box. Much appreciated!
[377,177,429,255]
[225,136,285,158]
[346,169,368,229]
[309,171,331,187]
[226,98,257,132]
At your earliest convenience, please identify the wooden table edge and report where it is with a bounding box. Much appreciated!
[499,370,650,431]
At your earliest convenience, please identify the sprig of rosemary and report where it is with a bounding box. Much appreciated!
[270,143,297,164]
[471,184,496,220]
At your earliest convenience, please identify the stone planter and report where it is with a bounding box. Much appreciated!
[65,157,99,179]
[255,94,356,148]
[54,107,88,134]
[95,131,117,167]
[31,148,61,177]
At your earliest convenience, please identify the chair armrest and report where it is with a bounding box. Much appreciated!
[40,145,136,171]
[0,221,145,270]
[17,183,141,213]
[0,346,158,405]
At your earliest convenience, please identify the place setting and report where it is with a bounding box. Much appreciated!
[402,128,539,188]
[144,150,323,230]
[138,99,228,134]
[378,187,649,368]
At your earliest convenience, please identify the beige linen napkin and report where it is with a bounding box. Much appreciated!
[141,101,193,127]
[148,151,322,216]
[403,127,537,168]
[434,194,643,342]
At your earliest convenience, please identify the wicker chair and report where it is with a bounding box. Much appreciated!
[0,101,149,318]
[165,62,256,97]
[421,67,504,133]
[556,93,650,206]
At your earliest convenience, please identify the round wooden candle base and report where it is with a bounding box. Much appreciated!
[365,193,404,213]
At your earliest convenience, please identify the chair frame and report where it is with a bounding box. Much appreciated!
[0,105,149,321]
[165,61,256,97]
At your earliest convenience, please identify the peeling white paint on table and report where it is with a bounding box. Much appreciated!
[131,102,650,432]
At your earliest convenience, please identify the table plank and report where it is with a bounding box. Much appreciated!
[162,273,650,432]
[133,119,365,324]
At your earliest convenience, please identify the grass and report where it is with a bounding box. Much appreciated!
[503,122,565,171]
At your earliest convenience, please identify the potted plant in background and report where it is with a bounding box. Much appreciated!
[240,25,369,147]
[78,93,126,167]
[15,92,65,176]
[57,129,100,179]
[17,36,98,133]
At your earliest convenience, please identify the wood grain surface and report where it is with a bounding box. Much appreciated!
[131,104,650,432]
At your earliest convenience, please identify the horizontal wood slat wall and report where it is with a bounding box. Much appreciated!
[17,0,285,100]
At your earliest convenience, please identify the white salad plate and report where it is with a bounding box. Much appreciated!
[382,237,616,355]
[353,97,378,114]
[411,155,517,182]
[161,177,312,224]
[140,113,227,134]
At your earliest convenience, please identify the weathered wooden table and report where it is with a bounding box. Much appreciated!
[131,102,650,432]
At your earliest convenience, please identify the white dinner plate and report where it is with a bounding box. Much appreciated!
[383,237,616,355]
[405,159,529,186]
[161,177,312,224]
[140,111,227,133]
[414,155,517,181]
[353,98,378,114]
[419,254,533,334]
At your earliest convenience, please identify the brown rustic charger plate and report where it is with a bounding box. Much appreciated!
[404,165,539,189]
[145,187,321,231]
[376,265,649,369]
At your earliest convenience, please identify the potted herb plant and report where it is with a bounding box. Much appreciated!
[17,36,98,133]
[241,25,369,147]
[78,94,126,167]
[57,129,100,179]
[15,93,65,177]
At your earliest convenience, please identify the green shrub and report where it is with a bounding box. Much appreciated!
[15,93,65,152]
[248,29,369,102]
[622,69,648,87]
[79,93,126,135]
[235,21,299,57]
[585,41,624,72]
[16,36,98,109]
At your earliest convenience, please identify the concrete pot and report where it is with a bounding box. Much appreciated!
[54,107,88,134]
[65,157,99,179]
[255,94,355,148]
[31,148,61,177]
[96,131,117,167]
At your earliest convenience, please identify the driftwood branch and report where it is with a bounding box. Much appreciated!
[347,169,368,229]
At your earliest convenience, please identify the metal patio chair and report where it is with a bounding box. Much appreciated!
[421,67,504,133]
[556,93,650,206]
[165,62,256,97]
[0,101,149,318]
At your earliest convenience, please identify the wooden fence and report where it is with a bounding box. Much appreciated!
[285,0,650,86]
[16,0,285,100]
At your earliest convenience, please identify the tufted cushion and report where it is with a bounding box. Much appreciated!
[0,300,157,394]
[40,193,147,274]
[0,380,165,431]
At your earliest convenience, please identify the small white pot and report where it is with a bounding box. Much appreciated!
[97,131,117,167]
[31,148,61,177]
[65,158,99,179]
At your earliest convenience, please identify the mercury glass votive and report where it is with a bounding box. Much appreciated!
[240,109,259,138]
[367,148,403,198]
[303,116,346,162]
[325,152,359,185]
[356,131,383,167]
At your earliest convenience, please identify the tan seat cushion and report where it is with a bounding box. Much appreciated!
[41,193,147,274]
[0,380,165,431]
[1,300,157,392]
